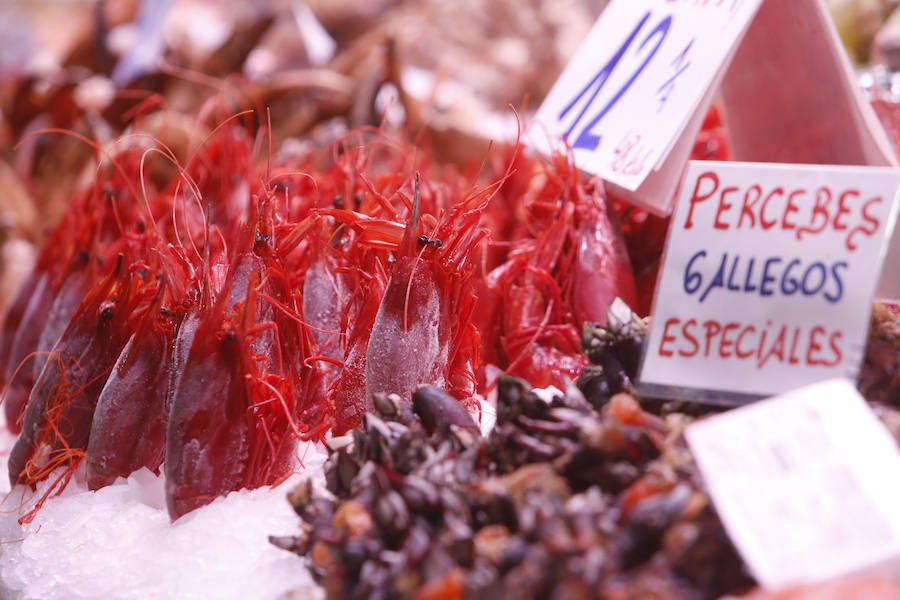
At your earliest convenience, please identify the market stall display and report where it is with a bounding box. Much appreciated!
[0,1,898,599]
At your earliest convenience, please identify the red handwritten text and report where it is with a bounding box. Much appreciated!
[658,317,843,369]
[682,170,882,252]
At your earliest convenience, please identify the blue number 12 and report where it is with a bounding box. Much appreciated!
[559,11,672,152]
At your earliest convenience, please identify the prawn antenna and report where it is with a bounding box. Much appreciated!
[401,173,427,333]
[200,204,212,309]
[398,172,422,258]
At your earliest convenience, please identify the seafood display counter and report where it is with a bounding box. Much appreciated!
[0,1,898,599]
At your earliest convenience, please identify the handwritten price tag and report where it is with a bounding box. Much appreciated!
[639,161,900,401]
[686,379,900,588]
[533,0,763,193]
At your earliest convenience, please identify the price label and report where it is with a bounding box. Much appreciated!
[639,161,900,401]
[686,379,900,588]
[533,0,763,192]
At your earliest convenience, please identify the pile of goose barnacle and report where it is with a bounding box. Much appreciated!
[270,300,900,599]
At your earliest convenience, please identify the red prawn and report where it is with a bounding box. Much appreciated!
[0,117,666,523]
[476,150,637,390]
[165,198,309,519]
[85,278,181,489]
[364,176,455,405]
[324,169,494,431]
[2,170,141,430]
[7,253,155,508]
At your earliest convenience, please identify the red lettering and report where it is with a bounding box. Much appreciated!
[736,325,755,358]
[738,184,761,229]
[846,196,882,251]
[760,187,782,230]
[787,326,801,364]
[806,325,826,365]
[782,188,804,230]
[796,187,831,241]
[825,331,843,367]
[659,318,679,357]
[833,189,857,231]
[679,319,699,357]
[659,319,845,373]
[703,320,722,357]
[758,324,787,368]
[684,171,719,229]
[719,322,740,358]
[715,186,738,230]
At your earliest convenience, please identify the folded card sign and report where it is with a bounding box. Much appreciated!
[686,379,900,588]
[639,161,900,401]
[533,0,762,195]
[532,0,898,215]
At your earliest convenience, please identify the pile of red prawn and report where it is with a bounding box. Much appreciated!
[0,108,728,522]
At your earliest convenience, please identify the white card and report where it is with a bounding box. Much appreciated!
[719,0,897,169]
[686,379,900,588]
[532,0,898,216]
[532,0,763,193]
[639,161,900,400]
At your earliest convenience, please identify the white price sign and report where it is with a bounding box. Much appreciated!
[686,379,900,588]
[533,0,899,216]
[533,0,763,192]
[639,161,900,401]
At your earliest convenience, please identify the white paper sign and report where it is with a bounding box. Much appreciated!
[639,161,900,400]
[532,0,898,216]
[719,0,897,168]
[686,379,900,588]
[532,0,763,193]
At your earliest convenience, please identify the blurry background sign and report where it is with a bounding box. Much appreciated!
[534,0,897,209]
[533,0,766,205]
[535,0,899,296]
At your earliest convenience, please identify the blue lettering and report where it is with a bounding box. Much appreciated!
[699,252,727,303]
[684,249,706,295]
[760,257,782,296]
[726,254,741,291]
[824,261,847,303]
[800,263,827,297]
[560,12,672,151]
[780,259,801,295]
[743,257,757,292]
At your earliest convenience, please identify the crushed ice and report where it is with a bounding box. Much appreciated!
[0,428,324,600]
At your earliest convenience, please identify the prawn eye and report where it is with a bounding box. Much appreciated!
[224,329,238,343]
[417,235,430,246]
[99,304,115,321]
